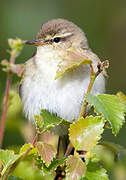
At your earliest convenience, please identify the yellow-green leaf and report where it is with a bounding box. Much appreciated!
[66,155,86,180]
[34,115,44,129]
[69,116,104,151]
[55,48,92,80]
[0,150,21,177]
[0,150,20,167]
[20,143,38,155]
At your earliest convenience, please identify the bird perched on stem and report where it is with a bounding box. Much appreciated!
[20,18,105,134]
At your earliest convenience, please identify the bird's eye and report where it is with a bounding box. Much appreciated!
[53,37,61,43]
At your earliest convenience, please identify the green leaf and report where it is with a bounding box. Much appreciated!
[55,48,92,80]
[42,158,65,175]
[19,143,38,155]
[35,142,56,166]
[0,150,21,177]
[34,155,65,175]
[40,109,62,131]
[8,175,24,180]
[81,161,109,180]
[66,155,86,180]
[69,116,104,151]
[40,109,71,132]
[34,115,44,129]
[86,94,126,135]
[0,150,20,168]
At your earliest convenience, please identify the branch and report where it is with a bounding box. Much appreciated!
[78,64,95,119]
[21,130,39,159]
[0,38,25,148]
[0,56,16,148]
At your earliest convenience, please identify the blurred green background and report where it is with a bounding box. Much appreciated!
[0,0,126,150]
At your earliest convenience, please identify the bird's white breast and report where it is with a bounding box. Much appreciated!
[21,46,105,123]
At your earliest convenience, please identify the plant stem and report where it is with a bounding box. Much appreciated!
[0,56,15,148]
[83,106,93,118]
[86,64,95,94]
[78,64,95,119]
[79,60,109,119]
[22,131,39,159]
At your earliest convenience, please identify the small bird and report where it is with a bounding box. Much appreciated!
[20,19,105,133]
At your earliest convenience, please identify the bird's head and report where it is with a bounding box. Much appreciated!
[26,18,89,51]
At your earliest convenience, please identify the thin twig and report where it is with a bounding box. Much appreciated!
[22,130,39,159]
[0,56,15,148]
[56,137,61,159]
[83,106,93,118]
[78,64,94,119]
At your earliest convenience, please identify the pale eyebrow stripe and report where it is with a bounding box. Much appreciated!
[58,32,73,38]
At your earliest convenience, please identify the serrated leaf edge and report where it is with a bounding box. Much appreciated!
[86,94,125,135]
[69,116,104,151]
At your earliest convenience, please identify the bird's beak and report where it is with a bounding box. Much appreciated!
[25,40,44,46]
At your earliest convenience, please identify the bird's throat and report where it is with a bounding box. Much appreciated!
[35,46,61,80]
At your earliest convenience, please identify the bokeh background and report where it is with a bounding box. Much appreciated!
[0,0,126,178]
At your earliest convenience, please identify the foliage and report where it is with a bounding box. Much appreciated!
[39,109,71,132]
[69,116,104,151]
[0,150,21,178]
[35,141,56,166]
[8,38,26,57]
[86,94,126,135]
[55,48,92,79]
[81,161,109,180]
[0,38,126,180]
[66,155,86,180]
